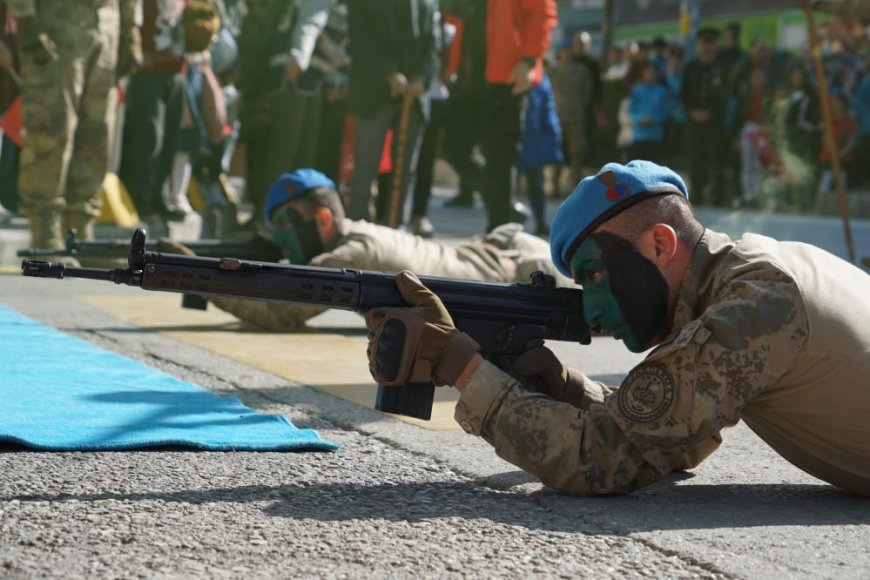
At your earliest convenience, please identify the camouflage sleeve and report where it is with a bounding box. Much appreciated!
[455,361,663,494]
[454,268,807,495]
[209,297,325,331]
[6,0,36,18]
[603,268,808,475]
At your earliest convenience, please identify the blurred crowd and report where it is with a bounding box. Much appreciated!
[581,18,870,213]
[0,0,867,252]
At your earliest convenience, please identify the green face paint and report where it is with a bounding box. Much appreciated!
[270,206,307,264]
[570,232,670,353]
[570,237,638,350]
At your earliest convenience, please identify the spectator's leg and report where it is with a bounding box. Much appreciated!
[686,122,708,206]
[64,44,115,240]
[739,124,762,204]
[18,43,78,249]
[525,166,547,234]
[119,74,182,225]
[563,120,585,189]
[314,94,348,182]
[349,105,394,221]
[480,84,521,232]
[292,91,324,170]
[0,135,20,213]
[443,95,482,206]
[411,99,444,220]
[241,98,272,222]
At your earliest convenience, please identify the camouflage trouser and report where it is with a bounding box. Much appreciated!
[483,223,576,287]
[18,1,119,217]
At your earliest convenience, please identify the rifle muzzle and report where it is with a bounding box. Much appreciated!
[21,260,139,285]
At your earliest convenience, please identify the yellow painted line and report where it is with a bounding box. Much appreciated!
[81,294,461,431]
[0,266,21,274]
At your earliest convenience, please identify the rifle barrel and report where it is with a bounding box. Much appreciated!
[21,260,136,284]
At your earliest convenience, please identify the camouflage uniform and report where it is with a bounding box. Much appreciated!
[9,0,140,248]
[211,220,573,330]
[454,229,870,496]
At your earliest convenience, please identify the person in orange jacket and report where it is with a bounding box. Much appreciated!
[441,0,557,232]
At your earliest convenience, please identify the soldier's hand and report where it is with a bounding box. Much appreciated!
[16,16,58,66]
[364,270,479,387]
[512,345,583,402]
[386,72,408,99]
[116,26,143,78]
[508,59,534,95]
[157,238,196,256]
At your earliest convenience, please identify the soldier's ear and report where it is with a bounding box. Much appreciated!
[314,206,337,244]
[646,223,678,267]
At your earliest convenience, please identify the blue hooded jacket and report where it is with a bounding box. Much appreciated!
[518,73,564,173]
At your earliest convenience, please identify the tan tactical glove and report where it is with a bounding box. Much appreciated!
[364,270,479,387]
[512,345,585,406]
[16,16,58,66]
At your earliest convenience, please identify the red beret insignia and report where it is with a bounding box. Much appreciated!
[598,171,630,201]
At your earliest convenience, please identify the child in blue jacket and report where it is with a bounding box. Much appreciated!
[628,63,673,163]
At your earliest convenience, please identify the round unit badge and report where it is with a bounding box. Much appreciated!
[618,364,676,423]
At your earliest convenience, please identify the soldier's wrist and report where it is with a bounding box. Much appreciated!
[454,353,484,391]
[434,332,480,387]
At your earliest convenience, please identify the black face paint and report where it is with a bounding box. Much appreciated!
[287,209,324,263]
[591,232,670,350]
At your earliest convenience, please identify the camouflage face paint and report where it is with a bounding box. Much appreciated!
[270,205,323,264]
[570,232,669,352]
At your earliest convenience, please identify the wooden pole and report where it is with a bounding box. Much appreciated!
[388,93,414,228]
[802,1,856,263]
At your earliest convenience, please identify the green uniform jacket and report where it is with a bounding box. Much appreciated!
[455,229,870,496]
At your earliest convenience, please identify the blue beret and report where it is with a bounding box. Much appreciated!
[263,169,336,225]
[549,160,689,277]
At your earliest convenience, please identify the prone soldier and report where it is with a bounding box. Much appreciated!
[169,168,573,330]
[363,160,870,496]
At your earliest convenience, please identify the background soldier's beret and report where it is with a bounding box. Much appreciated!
[263,169,337,225]
[549,160,689,277]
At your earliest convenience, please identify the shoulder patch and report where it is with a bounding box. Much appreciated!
[617,364,676,423]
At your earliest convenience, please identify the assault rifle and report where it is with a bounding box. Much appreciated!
[17,229,285,263]
[21,229,590,421]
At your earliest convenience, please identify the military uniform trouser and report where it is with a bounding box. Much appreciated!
[18,3,119,218]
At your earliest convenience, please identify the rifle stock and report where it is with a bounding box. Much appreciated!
[21,229,590,420]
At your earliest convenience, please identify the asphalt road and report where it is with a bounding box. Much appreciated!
[1,272,868,579]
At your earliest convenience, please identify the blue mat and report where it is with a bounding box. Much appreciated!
[0,304,337,451]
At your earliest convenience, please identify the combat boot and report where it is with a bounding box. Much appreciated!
[27,208,80,267]
[62,209,96,242]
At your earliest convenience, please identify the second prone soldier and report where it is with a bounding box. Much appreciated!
[164,168,572,329]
